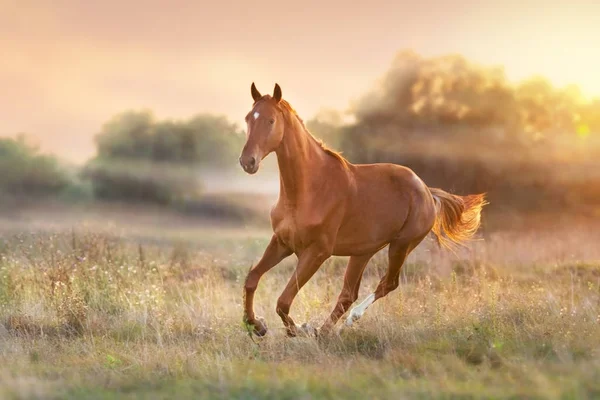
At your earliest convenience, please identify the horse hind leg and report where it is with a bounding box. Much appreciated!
[319,253,375,334]
[345,235,425,327]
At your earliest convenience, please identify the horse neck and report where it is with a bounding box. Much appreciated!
[275,115,327,205]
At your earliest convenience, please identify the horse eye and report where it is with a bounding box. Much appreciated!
[269,119,275,125]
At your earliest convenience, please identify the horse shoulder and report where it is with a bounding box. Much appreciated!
[298,186,351,239]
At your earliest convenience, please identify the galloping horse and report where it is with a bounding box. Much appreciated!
[239,83,487,337]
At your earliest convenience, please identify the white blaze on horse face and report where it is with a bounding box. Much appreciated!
[345,293,375,326]
[253,111,260,120]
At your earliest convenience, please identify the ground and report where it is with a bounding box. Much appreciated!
[0,205,599,399]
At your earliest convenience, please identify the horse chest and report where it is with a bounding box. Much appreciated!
[271,209,324,251]
[273,217,296,247]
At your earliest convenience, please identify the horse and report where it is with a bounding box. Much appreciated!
[239,82,488,337]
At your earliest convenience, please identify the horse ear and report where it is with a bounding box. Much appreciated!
[251,82,262,102]
[273,83,282,102]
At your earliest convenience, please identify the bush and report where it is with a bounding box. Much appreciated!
[84,111,245,205]
[0,135,70,196]
[335,51,600,212]
[82,159,202,205]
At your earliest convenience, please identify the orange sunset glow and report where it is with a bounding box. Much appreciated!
[2,0,599,162]
[3,2,600,397]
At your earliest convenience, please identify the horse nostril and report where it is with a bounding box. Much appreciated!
[249,157,256,168]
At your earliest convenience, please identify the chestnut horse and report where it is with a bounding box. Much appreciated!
[240,83,487,337]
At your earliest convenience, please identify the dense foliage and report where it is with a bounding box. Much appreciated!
[82,111,245,204]
[0,135,70,196]
[4,51,600,212]
[309,51,600,212]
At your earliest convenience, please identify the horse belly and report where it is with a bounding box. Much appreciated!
[331,177,417,256]
[332,205,409,256]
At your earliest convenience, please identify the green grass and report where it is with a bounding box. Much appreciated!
[1,222,600,399]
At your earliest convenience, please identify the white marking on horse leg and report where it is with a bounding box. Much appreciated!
[345,293,375,326]
[253,111,260,120]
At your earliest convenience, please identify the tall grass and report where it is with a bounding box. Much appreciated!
[0,222,599,399]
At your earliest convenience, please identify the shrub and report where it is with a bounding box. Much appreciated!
[83,111,244,205]
[0,135,70,196]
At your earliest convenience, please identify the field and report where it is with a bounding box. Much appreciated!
[1,204,600,399]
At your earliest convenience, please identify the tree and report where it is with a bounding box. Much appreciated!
[0,135,70,196]
[337,50,600,211]
[83,111,245,204]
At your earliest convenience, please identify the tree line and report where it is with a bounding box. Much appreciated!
[2,51,599,212]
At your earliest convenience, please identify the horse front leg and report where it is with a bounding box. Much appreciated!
[276,244,331,337]
[244,235,292,336]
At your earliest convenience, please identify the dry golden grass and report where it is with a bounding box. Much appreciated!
[0,217,599,399]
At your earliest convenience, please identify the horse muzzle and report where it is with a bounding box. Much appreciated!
[239,154,259,174]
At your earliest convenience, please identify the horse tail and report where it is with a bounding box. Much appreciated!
[429,187,488,251]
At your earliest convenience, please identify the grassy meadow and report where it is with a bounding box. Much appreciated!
[0,204,599,399]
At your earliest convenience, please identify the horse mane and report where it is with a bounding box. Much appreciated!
[274,98,349,167]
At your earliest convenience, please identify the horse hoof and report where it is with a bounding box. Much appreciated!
[285,325,298,337]
[298,323,318,338]
[253,317,268,337]
[317,326,336,339]
[345,312,360,327]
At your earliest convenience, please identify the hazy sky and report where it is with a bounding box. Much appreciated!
[2,0,599,162]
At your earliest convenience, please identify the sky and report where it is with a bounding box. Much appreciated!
[2,0,599,162]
